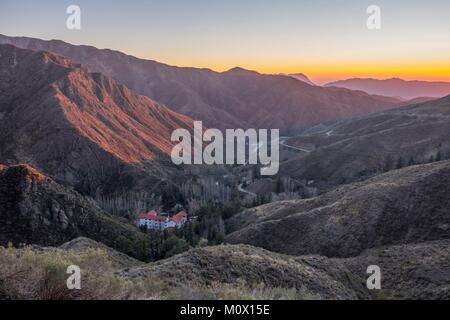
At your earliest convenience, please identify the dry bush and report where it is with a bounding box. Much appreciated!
[0,245,167,300]
[0,246,319,301]
[164,279,319,300]
[210,281,319,300]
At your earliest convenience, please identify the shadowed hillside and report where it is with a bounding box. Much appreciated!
[0,164,148,259]
[227,160,450,257]
[1,238,448,300]
[279,95,450,191]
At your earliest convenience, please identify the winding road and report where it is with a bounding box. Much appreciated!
[238,136,314,197]
[238,183,257,197]
[279,137,314,153]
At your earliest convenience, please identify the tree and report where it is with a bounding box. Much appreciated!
[383,155,393,172]
[276,177,283,194]
[197,238,209,247]
[252,165,260,179]
[172,203,185,214]
[436,150,442,162]
[162,236,190,259]
[396,156,404,169]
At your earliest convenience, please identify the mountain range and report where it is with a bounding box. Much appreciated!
[0,44,193,197]
[326,78,450,100]
[286,73,316,86]
[1,34,449,301]
[0,34,405,133]
[279,94,450,191]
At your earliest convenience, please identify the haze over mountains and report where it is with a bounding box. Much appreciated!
[0,34,405,133]
[326,78,450,100]
[286,73,316,86]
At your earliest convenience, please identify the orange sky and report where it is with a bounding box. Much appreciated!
[2,0,449,85]
[131,52,450,85]
[190,63,450,85]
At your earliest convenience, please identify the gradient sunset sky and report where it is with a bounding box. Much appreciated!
[1,0,449,84]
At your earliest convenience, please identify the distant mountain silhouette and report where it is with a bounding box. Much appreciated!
[287,73,316,86]
[0,34,402,133]
[326,78,450,100]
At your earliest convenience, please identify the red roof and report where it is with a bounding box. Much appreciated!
[172,211,188,223]
[138,210,187,223]
[138,210,158,220]
[155,216,169,222]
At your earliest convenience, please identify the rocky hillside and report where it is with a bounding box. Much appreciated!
[60,237,143,268]
[280,95,450,191]
[0,164,147,259]
[340,240,450,300]
[121,243,367,299]
[116,237,450,300]
[2,237,447,300]
[227,160,450,257]
[0,34,402,133]
[0,44,193,197]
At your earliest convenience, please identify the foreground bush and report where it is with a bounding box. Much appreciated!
[0,246,165,300]
[0,245,309,300]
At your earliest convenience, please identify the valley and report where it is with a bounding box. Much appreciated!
[0,35,449,301]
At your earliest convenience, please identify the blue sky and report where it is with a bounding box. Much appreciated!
[1,0,449,82]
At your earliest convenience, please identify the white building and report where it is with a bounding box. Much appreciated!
[137,210,188,231]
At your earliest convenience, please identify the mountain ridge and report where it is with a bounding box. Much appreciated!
[0,164,148,259]
[326,77,450,100]
[278,94,450,191]
[0,44,194,197]
[287,73,316,86]
[227,159,450,258]
[0,34,404,133]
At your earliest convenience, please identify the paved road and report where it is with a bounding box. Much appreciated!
[238,183,257,197]
[249,136,313,154]
[279,137,313,153]
[237,136,313,198]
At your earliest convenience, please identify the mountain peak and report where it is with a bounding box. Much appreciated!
[0,164,51,184]
[0,34,402,133]
[287,73,315,86]
[223,66,260,75]
[0,44,195,195]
